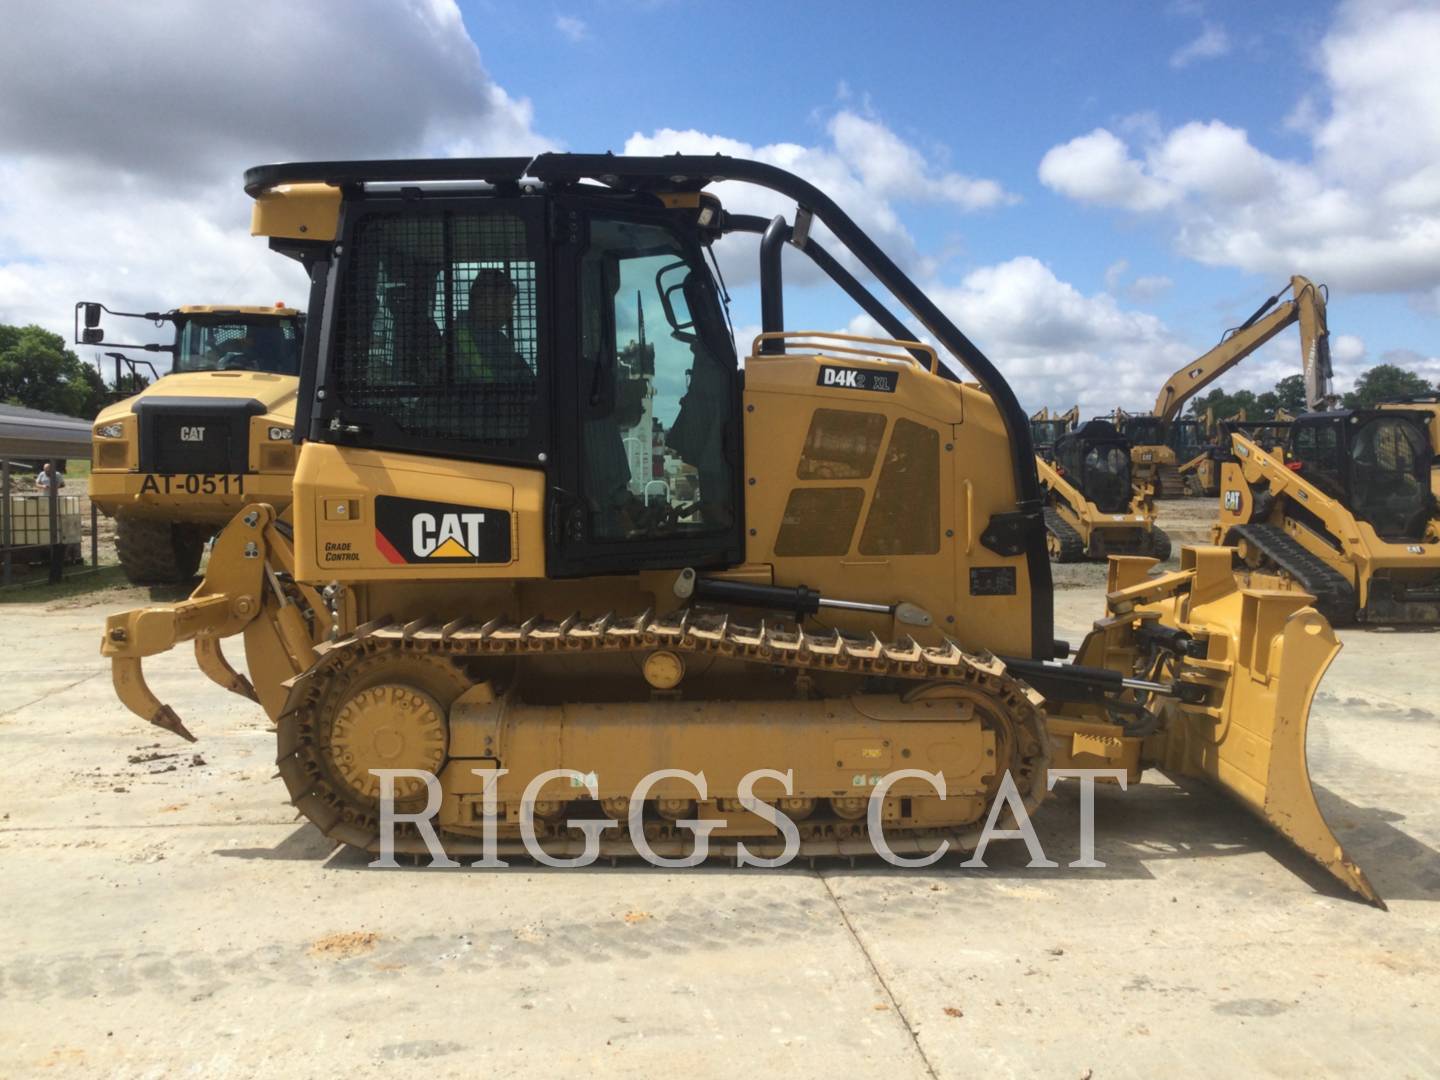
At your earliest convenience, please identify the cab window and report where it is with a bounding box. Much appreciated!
[576,216,736,542]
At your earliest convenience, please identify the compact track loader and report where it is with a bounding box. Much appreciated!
[78,302,303,583]
[1037,420,1169,563]
[100,155,1377,903]
[1214,409,1440,624]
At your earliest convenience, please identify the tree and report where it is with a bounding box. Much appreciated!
[1341,364,1436,408]
[1273,374,1307,413]
[0,324,108,418]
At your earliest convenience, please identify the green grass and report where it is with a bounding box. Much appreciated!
[0,562,129,603]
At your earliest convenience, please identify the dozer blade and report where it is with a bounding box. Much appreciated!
[1121,549,1383,906]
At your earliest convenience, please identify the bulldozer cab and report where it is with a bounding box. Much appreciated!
[1166,417,1206,459]
[304,185,743,576]
[1120,415,1165,447]
[1288,410,1435,541]
[1054,420,1132,513]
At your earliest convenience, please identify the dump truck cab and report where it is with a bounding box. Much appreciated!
[80,302,303,582]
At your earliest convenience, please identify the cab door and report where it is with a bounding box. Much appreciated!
[548,203,744,577]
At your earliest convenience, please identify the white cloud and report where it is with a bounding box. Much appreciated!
[1037,0,1440,300]
[555,14,588,42]
[1128,275,1174,302]
[825,113,1017,211]
[1377,347,1440,388]
[1170,23,1231,68]
[624,111,1015,286]
[915,257,1197,416]
[1038,129,1177,212]
[0,0,553,343]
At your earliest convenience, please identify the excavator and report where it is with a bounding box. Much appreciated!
[98,155,1378,903]
[1128,276,1334,499]
[78,301,303,583]
[1037,420,1170,562]
[1029,406,1078,461]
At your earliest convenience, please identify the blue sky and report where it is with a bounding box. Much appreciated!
[459,0,1438,407]
[1,0,1436,414]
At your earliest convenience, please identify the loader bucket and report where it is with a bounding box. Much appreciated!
[1106,549,1382,906]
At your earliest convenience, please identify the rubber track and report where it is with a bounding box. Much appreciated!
[1043,508,1085,563]
[275,608,1052,858]
[1228,523,1357,625]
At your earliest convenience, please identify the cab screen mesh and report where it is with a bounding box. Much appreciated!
[332,210,539,447]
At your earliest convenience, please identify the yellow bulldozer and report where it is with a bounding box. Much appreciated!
[78,301,303,583]
[1214,409,1440,625]
[98,155,1378,903]
[1037,419,1169,562]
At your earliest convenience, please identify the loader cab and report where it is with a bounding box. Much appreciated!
[1054,420,1132,514]
[1287,411,1434,540]
[308,182,744,576]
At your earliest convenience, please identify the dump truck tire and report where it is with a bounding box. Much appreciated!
[115,515,206,585]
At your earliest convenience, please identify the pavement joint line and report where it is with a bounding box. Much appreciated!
[0,670,104,721]
[817,869,940,1080]
[0,820,299,833]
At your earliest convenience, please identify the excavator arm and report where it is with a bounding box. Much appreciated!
[1154,276,1326,423]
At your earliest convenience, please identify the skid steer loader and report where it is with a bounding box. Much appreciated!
[1214,409,1440,624]
[78,301,304,583]
[1038,420,1169,562]
[99,155,1378,903]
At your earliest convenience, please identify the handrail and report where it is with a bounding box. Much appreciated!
[749,331,937,374]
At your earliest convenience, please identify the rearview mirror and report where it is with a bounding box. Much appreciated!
[84,303,102,329]
[82,327,103,344]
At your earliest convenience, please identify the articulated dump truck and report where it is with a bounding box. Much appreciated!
[101,155,1378,904]
[79,301,303,583]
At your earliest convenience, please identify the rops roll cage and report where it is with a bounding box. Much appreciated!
[244,153,1053,656]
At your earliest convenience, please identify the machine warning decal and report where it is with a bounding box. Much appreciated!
[374,495,511,565]
[816,365,899,393]
[969,567,1017,596]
